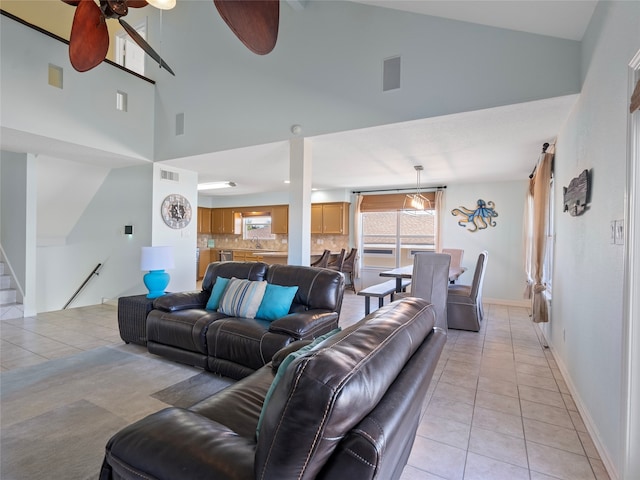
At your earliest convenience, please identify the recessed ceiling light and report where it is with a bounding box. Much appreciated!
[197,181,237,191]
[284,180,290,184]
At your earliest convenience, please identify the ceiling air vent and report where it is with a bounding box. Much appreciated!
[160,169,179,182]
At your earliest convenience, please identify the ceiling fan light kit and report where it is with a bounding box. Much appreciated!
[146,0,176,10]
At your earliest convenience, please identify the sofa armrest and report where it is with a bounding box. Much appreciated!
[271,339,313,371]
[152,291,209,312]
[268,310,338,339]
[101,408,255,480]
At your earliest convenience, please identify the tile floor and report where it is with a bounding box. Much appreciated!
[0,292,610,480]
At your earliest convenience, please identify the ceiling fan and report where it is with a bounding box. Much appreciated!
[62,0,279,75]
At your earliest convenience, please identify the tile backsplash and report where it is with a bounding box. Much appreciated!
[198,234,349,254]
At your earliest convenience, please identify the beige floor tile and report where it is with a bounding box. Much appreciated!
[426,395,474,425]
[523,417,584,454]
[400,465,448,480]
[521,400,574,429]
[473,405,524,438]
[407,436,467,480]
[440,370,479,390]
[468,425,528,468]
[517,372,559,392]
[477,376,519,398]
[417,414,471,450]
[516,362,554,378]
[527,441,596,480]
[578,430,600,459]
[463,452,530,480]
[432,381,477,406]
[475,390,521,417]
[518,385,565,409]
[589,458,611,480]
[569,410,588,433]
[562,394,578,412]
[515,352,549,367]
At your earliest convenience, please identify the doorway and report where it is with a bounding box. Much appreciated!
[115,20,146,75]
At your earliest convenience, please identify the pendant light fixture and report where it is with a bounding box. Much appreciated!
[403,165,432,215]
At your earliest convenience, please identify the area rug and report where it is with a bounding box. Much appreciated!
[0,345,234,480]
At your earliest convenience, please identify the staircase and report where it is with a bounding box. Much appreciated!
[0,261,24,320]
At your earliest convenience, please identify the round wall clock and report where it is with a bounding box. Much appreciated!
[161,194,192,229]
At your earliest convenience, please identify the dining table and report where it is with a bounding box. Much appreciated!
[379,264,467,293]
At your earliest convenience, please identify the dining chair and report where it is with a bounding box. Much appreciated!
[327,248,346,272]
[446,251,488,331]
[442,248,464,283]
[340,248,358,292]
[396,252,451,330]
[311,249,331,268]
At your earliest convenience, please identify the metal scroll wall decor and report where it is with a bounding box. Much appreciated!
[563,169,590,216]
[451,199,498,232]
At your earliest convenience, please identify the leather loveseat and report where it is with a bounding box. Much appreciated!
[100,297,447,480]
[147,261,345,379]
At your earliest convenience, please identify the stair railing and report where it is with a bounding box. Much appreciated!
[64,263,102,309]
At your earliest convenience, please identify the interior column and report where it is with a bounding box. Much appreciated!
[288,138,312,266]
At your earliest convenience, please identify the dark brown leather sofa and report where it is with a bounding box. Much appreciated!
[100,297,446,480]
[147,261,345,379]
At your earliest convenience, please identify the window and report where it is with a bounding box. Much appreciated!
[243,215,275,241]
[361,209,436,269]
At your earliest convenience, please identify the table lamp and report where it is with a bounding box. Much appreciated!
[140,246,175,298]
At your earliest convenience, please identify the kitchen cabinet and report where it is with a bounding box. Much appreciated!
[232,250,264,262]
[198,249,211,280]
[211,208,240,234]
[311,202,350,235]
[270,205,288,234]
[197,207,211,234]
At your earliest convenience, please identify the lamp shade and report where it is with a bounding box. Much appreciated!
[140,246,175,271]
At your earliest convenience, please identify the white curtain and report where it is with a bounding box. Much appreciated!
[523,147,554,323]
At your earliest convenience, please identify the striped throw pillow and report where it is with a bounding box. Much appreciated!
[218,278,268,319]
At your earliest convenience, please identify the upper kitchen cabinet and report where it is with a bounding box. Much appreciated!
[311,202,350,235]
[270,205,288,234]
[211,208,240,234]
[197,207,212,234]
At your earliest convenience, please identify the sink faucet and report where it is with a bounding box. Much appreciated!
[254,235,263,249]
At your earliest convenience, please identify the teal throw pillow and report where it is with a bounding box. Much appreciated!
[256,284,299,321]
[205,277,230,310]
[256,328,341,438]
[218,278,268,319]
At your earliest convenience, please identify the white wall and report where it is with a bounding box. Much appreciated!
[36,164,153,311]
[0,151,28,289]
[443,180,528,304]
[551,1,640,477]
[152,0,581,160]
[151,164,198,293]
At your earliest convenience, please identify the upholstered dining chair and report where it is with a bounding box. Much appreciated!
[396,252,451,330]
[327,248,346,272]
[340,248,358,292]
[442,248,464,283]
[447,251,488,331]
[311,249,331,268]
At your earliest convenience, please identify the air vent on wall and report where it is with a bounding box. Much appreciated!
[176,113,185,136]
[160,169,179,182]
[383,55,401,91]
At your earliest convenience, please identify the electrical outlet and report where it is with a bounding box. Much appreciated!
[615,219,624,245]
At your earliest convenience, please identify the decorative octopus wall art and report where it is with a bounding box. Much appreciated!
[451,199,499,232]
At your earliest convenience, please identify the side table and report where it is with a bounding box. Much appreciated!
[117,294,155,346]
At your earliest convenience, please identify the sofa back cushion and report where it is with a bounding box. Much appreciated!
[202,261,268,293]
[264,264,344,314]
[255,297,435,480]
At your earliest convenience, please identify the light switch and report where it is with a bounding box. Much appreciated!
[615,219,624,245]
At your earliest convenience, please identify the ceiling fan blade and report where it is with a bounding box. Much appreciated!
[214,0,279,55]
[69,0,109,72]
[119,18,175,75]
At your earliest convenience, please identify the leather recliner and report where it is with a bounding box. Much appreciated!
[100,297,447,480]
[147,262,345,379]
